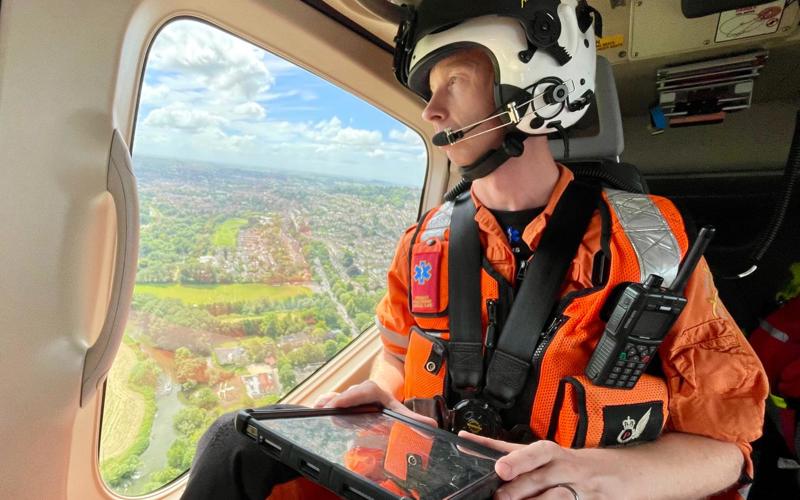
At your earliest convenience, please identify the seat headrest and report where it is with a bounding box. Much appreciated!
[549,56,624,161]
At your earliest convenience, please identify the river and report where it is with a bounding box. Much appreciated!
[125,375,186,495]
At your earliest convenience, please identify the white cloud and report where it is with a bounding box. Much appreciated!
[262,53,302,76]
[299,90,318,102]
[148,21,274,102]
[231,119,310,144]
[260,89,318,102]
[314,144,338,154]
[234,101,266,120]
[315,115,342,130]
[389,128,423,145]
[135,127,169,144]
[140,83,170,105]
[334,127,382,146]
[260,90,299,102]
[133,20,429,185]
[311,116,382,147]
[198,128,256,152]
[143,102,228,131]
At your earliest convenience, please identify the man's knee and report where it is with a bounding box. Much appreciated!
[186,405,306,499]
[206,411,236,439]
[194,405,305,465]
[191,411,239,469]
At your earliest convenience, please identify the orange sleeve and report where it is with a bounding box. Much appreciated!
[375,224,418,363]
[660,257,769,482]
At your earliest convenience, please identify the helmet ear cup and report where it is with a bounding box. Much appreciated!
[544,83,570,105]
[524,9,561,48]
[529,116,545,130]
[496,84,533,125]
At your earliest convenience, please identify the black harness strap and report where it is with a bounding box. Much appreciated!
[448,181,600,407]
[485,181,600,407]
[447,192,484,394]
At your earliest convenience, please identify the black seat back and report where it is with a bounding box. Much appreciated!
[548,56,648,194]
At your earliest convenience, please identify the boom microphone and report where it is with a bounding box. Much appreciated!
[430,79,580,147]
[431,101,522,147]
[432,129,464,146]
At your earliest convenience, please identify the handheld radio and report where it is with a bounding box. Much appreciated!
[585,226,715,389]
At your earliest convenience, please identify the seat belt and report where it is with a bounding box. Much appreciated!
[448,180,601,408]
[447,191,484,393]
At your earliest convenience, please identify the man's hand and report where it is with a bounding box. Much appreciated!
[460,431,744,500]
[460,432,620,500]
[313,380,437,428]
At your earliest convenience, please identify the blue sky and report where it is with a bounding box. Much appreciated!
[133,20,428,187]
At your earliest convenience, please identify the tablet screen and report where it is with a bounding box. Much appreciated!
[259,411,499,499]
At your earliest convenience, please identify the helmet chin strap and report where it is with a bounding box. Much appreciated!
[458,132,527,181]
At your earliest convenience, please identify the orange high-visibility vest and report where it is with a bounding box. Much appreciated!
[377,166,768,499]
[400,179,683,448]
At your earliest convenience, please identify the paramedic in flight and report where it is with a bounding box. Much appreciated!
[183,1,769,499]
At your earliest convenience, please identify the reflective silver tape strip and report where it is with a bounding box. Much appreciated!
[605,189,681,288]
[419,329,447,339]
[760,320,789,343]
[376,318,410,349]
[738,483,752,499]
[420,200,454,242]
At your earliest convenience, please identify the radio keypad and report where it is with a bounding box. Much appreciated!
[603,342,659,386]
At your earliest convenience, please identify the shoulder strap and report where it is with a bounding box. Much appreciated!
[448,181,600,406]
[484,181,600,408]
[447,192,484,393]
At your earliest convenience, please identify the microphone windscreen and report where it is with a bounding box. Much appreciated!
[432,131,450,147]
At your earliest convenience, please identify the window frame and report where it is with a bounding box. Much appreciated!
[98,10,441,497]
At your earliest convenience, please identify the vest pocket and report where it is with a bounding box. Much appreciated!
[409,238,449,317]
[403,326,448,401]
[546,374,668,448]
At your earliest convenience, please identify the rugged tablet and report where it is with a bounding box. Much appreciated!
[235,405,504,500]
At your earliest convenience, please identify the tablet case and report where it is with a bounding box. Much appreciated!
[235,405,503,500]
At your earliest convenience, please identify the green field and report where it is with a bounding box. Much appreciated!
[212,218,248,248]
[217,312,275,323]
[100,342,146,462]
[134,283,311,305]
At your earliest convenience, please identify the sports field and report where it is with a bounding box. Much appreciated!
[211,218,248,248]
[134,283,311,305]
[99,342,146,461]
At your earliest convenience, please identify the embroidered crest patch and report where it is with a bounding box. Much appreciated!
[600,401,663,447]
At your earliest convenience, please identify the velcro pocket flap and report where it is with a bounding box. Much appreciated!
[547,374,669,448]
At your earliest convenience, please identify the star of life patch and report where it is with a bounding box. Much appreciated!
[411,248,441,314]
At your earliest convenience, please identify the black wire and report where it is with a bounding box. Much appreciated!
[549,121,569,159]
[752,112,800,263]
[444,177,472,202]
[567,164,643,193]
[723,110,800,279]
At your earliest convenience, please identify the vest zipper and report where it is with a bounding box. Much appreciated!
[530,283,601,379]
[516,258,530,283]
[530,313,568,395]
[485,299,498,351]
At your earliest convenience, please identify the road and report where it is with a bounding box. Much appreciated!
[312,257,360,336]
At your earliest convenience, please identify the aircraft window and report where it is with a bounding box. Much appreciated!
[99,19,427,496]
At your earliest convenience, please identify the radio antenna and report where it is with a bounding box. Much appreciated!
[671,226,715,294]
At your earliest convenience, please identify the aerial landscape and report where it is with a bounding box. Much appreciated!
[99,156,421,495]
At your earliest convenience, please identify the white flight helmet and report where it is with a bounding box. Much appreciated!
[394,0,602,136]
